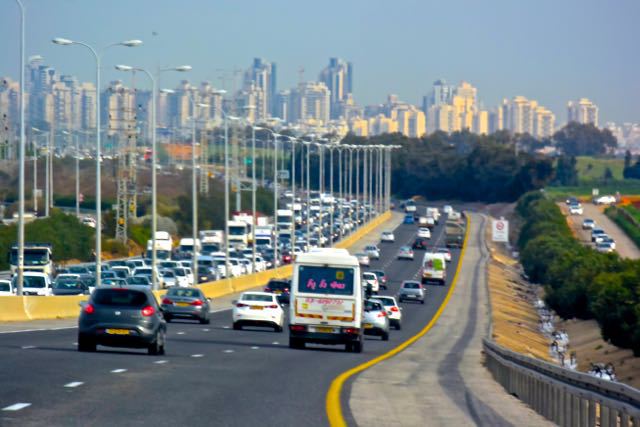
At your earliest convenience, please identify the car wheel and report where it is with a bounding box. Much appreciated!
[382,331,389,341]
[199,316,210,325]
[274,324,283,333]
[395,322,402,331]
[148,330,165,356]
[78,335,96,352]
[352,338,363,353]
[233,322,242,330]
[289,337,304,349]
[164,315,172,323]
[421,300,425,305]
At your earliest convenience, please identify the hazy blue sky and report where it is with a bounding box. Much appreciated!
[1,0,639,123]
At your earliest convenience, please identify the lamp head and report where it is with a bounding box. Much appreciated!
[115,65,133,72]
[175,65,192,72]
[121,39,143,47]
[52,37,74,46]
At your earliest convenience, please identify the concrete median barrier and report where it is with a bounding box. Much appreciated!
[1,212,391,322]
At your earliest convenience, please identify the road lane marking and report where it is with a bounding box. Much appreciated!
[64,382,84,388]
[251,346,260,350]
[326,214,471,427]
[2,403,31,411]
[176,332,185,335]
[223,349,234,353]
[223,326,230,329]
[191,354,204,358]
[21,345,36,349]
[154,360,168,364]
[0,326,77,334]
[111,369,127,373]
[202,328,210,332]
[272,341,280,345]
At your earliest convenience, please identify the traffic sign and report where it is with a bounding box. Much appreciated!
[492,219,509,242]
[278,170,290,180]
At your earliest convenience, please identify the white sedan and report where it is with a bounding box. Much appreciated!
[373,296,402,330]
[232,292,285,332]
[380,231,395,243]
[0,279,13,296]
[417,227,431,239]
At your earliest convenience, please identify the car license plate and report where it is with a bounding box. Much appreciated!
[408,294,417,298]
[315,327,335,333]
[364,323,373,329]
[106,329,130,335]
[176,302,189,307]
[274,290,282,294]
[251,305,263,310]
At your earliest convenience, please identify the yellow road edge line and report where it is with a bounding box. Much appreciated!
[325,214,472,427]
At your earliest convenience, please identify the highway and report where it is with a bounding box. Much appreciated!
[0,214,461,426]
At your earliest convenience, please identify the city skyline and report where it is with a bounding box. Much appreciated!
[1,0,638,124]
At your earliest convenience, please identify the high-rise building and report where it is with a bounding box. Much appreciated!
[80,82,96,130]
[395,106,426,137]
[237,81,266,123]
[275,90,291,123]
[319,57,353,119]
[0,77,20,128]
[103,80,136,137]
[368,114,398,136]
[289,82,330,125]
[501,96,555,138]
[243,58,276,117]
[422,79,452,117]
[567,98,598,127]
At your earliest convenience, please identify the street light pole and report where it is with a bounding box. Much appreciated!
[116,65,190,289]
[305,141,311,241]
[329,145,334,247]
[251,125,257,273]
[15,0,25,295]
[53,37,142,288]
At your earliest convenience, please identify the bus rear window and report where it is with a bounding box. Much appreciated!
[297,266,354,296]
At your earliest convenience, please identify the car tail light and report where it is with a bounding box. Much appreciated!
[267,304,278,309]
[284,288,289,292]
[141,305,155,317]
[264,287,271,292]
[378,311,387,318]
[83,303,95,314]
[343,327,359,334]
[191,299,203,306]
[236,302,248,308]
[290,325,306,332]
[161,298,173,305]
[390,306,399,312]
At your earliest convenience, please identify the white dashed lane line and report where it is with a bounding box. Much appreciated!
[201,328,210,332]
[64,382,84,388]
[111,369,127,374]
[191,354,204,358]
[2,403,31,411]
[154,360,168,364]
[21,345,36,349]
[223,349,234,353]
[176,332,185,335]
[251,346,260,350]
[272,341,280,345]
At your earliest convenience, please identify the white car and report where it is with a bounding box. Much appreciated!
[417,227,431,239]
[362,272,380,293]
[160,270,178,288]
[232,292,285,332]
[12,272,52,296]
[569,204,583,215]
[0,279,14,296]
[594,195,616,205]
[364,245,381,260]
[582,219,596,230]
[373,296,402,330]
[55,273,81,281]
[443,205,453,215]
[380,231,395,243]
[81,217,97,228]
[173,267,192,287]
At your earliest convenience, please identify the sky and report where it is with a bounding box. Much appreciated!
[1,0,639,124]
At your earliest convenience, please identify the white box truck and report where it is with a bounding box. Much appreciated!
[289,248,364,353]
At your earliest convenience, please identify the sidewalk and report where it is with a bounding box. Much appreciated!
[349,212,553,426]
[0,213,403,333]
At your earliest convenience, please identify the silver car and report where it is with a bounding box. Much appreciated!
[364,245,381,260]
[363,299,390,340]
[398,280,425,304]
[356,253,371,267]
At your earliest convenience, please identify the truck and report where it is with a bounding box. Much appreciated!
[254,225,275,247]
[228,220,250,248]
[177,238,201,258]
[146,231,173,260]
[426,207,441,224]
[9,243,54,278]
[289,248,364,353]
[404,199,417,213]
[445,216,466,248]
[276,209,294,232]
[199,230,224,254]
[420,252,447,285]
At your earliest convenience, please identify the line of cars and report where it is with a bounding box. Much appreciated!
[582,218,617,253]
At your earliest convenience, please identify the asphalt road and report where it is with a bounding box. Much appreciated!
[0,215,461,427]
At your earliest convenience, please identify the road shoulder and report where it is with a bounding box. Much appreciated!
[348,212,553,426]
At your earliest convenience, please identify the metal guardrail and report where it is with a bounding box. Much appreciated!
[483,338,640,427]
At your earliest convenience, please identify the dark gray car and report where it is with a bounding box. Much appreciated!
[160,287,211,324]
[78,286,166,355]
[52,279,88,296]
[398,280,425,304]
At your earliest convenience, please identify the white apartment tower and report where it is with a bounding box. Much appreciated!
[567,98,598,127]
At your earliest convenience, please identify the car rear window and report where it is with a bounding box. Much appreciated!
[403,282,420,289]
[93,289,149,307]
[365,300,382,311]
[241,294,273,302]
[268,280,290,290]
[0,282,10,292]
[168,288,200,298]
[374,297,394,306]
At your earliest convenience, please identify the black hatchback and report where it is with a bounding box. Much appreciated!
[78,286,166,355]
[264,278,291,304]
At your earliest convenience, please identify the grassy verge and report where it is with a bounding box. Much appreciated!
[575,156,624,181]
[605,206,640,249]
[544,179,640,201]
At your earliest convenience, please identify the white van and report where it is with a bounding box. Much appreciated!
[289,248,364,353]
[420,252,447,286]
[12,272,52,296]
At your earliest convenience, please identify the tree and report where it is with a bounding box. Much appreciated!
[625,150,632,169]
[554,122,617,156]
[555,156,579,186]
[603,167,613,183]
